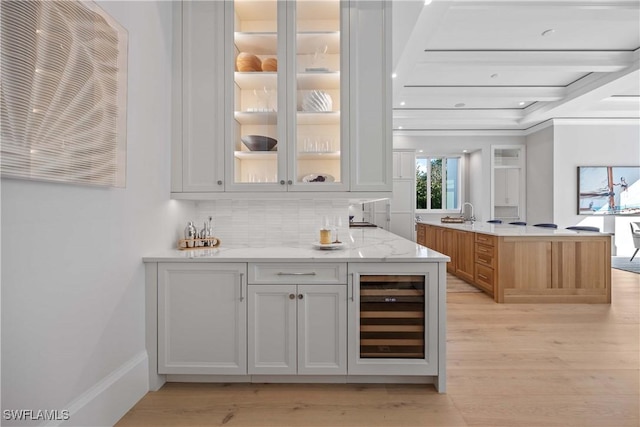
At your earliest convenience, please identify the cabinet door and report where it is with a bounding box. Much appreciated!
[297,285,347,375]
[225,0,285,192]
[455,231,475,283]
[290,0,347,192]
[158,263,246,374]
[442,229,457,273]
[393,151,415,179]
[505,168,520,206]
[248,284,297,375]
[350,0,392,192]
[348,263,440,375]
[494,168,507,206]
[177,1,226,192]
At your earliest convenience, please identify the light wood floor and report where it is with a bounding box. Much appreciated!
[116,269,639,427]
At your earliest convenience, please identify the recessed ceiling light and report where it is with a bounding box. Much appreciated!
[400,101,406,106]
[424,0,432,5]
[541,29,555,37]
[462,149,468,153]
[418,150,424,153]
[519,101,526,106]
[398,126,403,129]
[491,73,499,79]
[455,103,465,108]
[391,73,397,79]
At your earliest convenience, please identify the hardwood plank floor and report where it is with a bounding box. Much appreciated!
[116,269,639,427]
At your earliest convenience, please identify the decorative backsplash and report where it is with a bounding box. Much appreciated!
[183,199,350,247]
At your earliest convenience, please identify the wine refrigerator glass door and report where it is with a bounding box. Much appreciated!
[359,274,425,358]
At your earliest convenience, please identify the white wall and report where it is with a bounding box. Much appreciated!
[525,124,554,224]
[553,120,640,255]
[1,2,185,425]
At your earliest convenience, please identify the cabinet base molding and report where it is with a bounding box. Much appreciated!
[164,374,437,386]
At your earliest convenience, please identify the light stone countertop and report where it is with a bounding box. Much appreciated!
[143,227,449,263]
[419,221,611,237]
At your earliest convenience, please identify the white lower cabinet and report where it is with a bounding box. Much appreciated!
[248,284,347,375]
[158,263,247,375]
[148,260,445,391]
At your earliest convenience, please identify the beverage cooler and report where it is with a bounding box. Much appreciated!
[348,263,440,376]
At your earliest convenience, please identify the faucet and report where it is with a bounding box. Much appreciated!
[460,202,475,223]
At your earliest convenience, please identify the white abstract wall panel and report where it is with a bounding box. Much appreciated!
[1,0,127,187]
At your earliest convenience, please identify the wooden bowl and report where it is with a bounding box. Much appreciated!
[236,52,262,72]
[241,135,277,151]
[261,57,277,72]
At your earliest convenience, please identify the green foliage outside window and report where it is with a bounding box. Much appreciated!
[430,158,442,209]
[416,168,427,209]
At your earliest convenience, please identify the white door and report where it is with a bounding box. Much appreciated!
[158,263,246,374]
[248,285,297,375]
[297,285,347,375]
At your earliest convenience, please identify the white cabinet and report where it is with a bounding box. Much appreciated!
[247,262,347,375]
[393,150,415,180]
[248,284,347,375]
[347,263,440,376]
[389,150,416,240]
[157,263,247,375]
[171,0,391,197]
[491,145,526,221]
[494,168,520,206]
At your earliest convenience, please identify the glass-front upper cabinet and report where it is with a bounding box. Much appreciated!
[225,0,345,192]
[292,0,344,190]
[227,0,283,190]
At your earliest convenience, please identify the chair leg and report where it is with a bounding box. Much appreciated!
[631,249,639,262]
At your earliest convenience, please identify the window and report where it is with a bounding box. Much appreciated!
[416,156,460,210]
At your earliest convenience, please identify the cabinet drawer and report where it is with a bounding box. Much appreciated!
[475,244,496,269]
[475,263,495,293]
[249,263,347,285]
[475,233,497,246]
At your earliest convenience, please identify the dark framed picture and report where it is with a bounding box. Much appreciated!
[577,166,640,215]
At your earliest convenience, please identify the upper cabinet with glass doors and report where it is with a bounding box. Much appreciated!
[171,0,391,197]
[226,0,345,192]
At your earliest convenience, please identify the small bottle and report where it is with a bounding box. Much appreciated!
[184,221,197,248]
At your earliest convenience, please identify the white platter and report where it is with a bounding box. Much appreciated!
[312,242,345,250]
[302,173,335,183]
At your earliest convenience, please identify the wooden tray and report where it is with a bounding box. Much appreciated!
[178,237,221,250]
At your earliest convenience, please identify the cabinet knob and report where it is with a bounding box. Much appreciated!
[298,294,304,300]
[217,180,223,185]
[289,293,295,300]
[287,180,293,185]
[280,180,286,185]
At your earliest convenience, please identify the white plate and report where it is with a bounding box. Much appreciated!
[312,242,345,250]
[302,173,335,183]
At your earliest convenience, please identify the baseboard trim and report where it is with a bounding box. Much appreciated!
[43,351,148,427]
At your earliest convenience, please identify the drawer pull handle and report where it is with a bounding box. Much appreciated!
[478,274,488,280]
[239,273,244,301]
[289,293,296,300]
[277,272,317,276]
[478,258,490,265]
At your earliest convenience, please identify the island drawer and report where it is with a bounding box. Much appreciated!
[475,233,497,247]
[475,263,495,292]
[249,263,348,285]
[475,244,496,269]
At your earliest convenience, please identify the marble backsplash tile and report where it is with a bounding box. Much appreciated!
[180,199,350,247]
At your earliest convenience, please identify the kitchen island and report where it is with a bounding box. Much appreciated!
[417,221,612,304]
[144,228,449,393]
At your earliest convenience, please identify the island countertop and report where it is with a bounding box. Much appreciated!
[143,227,449,263]
[417,221,610,237]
